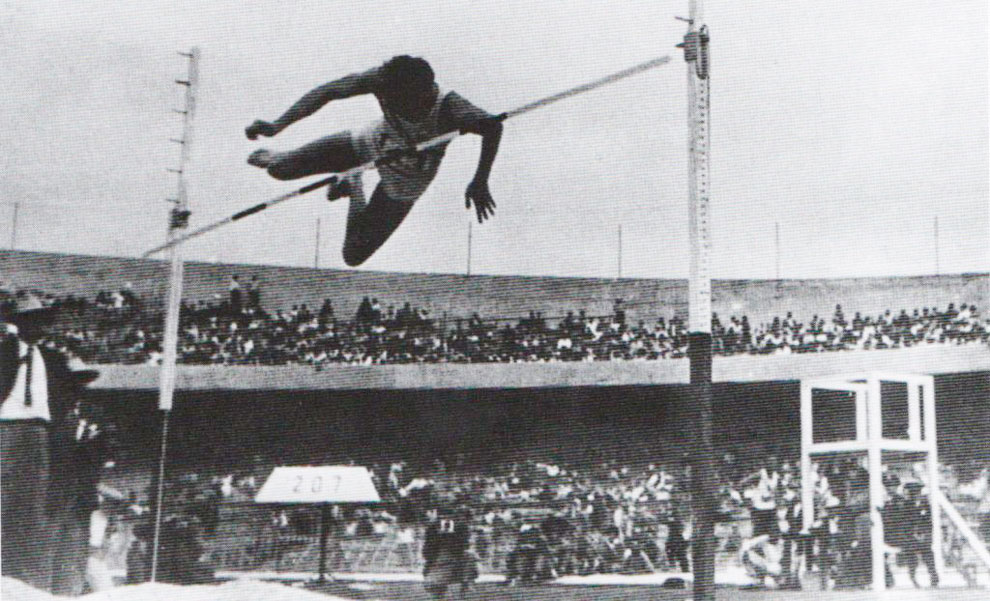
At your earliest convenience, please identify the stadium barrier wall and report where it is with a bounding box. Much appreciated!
[86,345,989,391]
[3,250,987,334]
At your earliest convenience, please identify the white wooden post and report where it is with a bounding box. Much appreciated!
[907,382,921,441]
[923,378,944,576]
[800,382,815,532]
[866,375,886,591]
[151,47,199,583]
[855,388,868,442]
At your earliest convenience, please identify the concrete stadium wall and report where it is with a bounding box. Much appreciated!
[94,372,990,471]
[86,345,989,391]
[3,250,987,326]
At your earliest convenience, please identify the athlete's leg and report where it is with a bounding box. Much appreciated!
[248,131,359,181]
[341,184,416,267]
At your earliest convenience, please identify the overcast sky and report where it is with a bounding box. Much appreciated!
[1,1,986,279]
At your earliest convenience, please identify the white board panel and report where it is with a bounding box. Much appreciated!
[255,466,380,504]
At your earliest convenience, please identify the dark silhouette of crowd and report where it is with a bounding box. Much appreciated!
[98,446,989,583]
[106,452,714,578]
[3,278,986,368]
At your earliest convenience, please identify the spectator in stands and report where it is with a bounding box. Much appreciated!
[740,316,752,349]
[901,482,939,588]
[541,508,574,577]
[229,275,242,313]
[740,457,780,538]
[120,282,139,312]
[775,468,804,590]
[1,292,88,592]
[371,298,383,324]
[10,278,990,367]
[126,513,152,585]
[154,515,214,585]
[832,304,846,327]
[319,298,335,321]
[663,511,691,573]
[422,505,474,599]
[247,275,262,309]
[355,508,375,536]
[883,476,913,559]
[943,303,958,325]
[613,299,626,329]
[83,495,116,593]
[356,297,373,329]
[505,521,551,585]
[48,380,113,596]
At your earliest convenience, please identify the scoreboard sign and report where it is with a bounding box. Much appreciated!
[255,466,380,504]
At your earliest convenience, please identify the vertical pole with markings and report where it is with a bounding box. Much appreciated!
[682,2,716,599]
[933,216,939,275]
[150,47,199,583]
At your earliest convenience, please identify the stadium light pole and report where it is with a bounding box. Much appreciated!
[933,216,939,275]
[9,200,18,249]
[681,2,716,600]
[775,221,780,280]
[466,219,473,276]
[617,224,623,279]
[315,217,321,268]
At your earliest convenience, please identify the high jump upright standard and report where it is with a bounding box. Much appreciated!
[681,2,716,600]
[150,47,200,583]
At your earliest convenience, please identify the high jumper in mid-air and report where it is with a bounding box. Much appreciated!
[245,55,503,266]
[142,55,667,261]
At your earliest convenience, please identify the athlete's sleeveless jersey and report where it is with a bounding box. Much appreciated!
[352,88,452,202]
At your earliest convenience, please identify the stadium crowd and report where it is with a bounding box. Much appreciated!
[3,279,988,592]
[106,452,740,579]
[2,277,987,367]
[99,446,990,587]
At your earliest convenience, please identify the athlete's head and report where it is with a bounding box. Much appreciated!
[380,55,438,119]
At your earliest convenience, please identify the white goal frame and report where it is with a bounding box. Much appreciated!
[800,372,940,591]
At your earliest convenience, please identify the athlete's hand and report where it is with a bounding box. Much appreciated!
[245,120,279,140]
[465,179,496,223]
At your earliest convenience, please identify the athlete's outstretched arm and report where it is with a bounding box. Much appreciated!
[463,117,502,223]
[443,93,503,223]
[245,69,379,140]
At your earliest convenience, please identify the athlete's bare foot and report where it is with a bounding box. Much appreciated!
[247,149,274,168]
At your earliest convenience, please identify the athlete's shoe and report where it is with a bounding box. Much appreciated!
[247,149,273,168]
[169,208,191,230]
[326,175,357,202]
